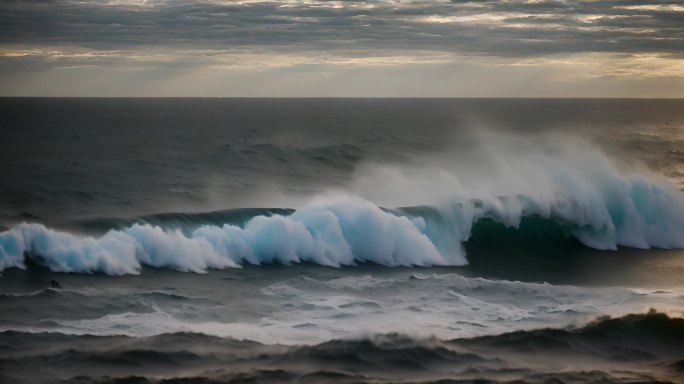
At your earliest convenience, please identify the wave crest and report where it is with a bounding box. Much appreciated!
[0,200,450,275]
[1,171,684,275]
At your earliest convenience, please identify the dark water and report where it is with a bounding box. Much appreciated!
[1,98,684,383]
[2,312,683,384]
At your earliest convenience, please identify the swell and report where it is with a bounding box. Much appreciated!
[1,174,684,275]
[1,312,682,384]
[77,207,295,235]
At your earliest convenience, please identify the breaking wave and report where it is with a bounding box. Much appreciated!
[1,169,684,275]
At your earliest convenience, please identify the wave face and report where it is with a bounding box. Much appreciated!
[1,312,683,384]
[2,166,684,275]
[2,99,684,276]
[0,200,452,274]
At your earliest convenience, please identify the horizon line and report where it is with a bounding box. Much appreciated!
[1,96,684,100]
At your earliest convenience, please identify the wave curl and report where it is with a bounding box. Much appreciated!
[1,168,684,275]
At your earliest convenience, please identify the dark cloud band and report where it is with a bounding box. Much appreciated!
[1,0,683,58]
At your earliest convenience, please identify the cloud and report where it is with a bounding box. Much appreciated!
[1,0,683,56]
[0,0,683,95]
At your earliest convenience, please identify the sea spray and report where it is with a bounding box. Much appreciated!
[2,170,684,275]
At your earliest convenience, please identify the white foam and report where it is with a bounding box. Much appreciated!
[0,199,453,274]
[2,136,684,275]
[6,274,683,345]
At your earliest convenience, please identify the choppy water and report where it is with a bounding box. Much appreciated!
[1,98,684,383]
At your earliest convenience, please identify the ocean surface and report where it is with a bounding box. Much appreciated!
[1,98,684,383]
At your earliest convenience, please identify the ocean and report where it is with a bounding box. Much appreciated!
[1,98,684,383]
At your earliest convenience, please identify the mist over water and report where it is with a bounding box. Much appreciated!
[1,98,684,383]
[2,98,683,226]
[3,114,684,275]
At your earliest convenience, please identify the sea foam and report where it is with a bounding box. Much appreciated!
[1,174,684,275]
[2,138,684,275]
[0,200,450,274]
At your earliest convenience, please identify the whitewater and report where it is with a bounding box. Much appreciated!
[2,98,684,384]
[2,138,684,275]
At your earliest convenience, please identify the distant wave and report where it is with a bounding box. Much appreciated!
[2,167,684,275]
[1,312,683,384]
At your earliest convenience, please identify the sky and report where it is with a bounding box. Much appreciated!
[1,0,683,97]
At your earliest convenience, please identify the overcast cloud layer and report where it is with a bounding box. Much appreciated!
[1,0,683,96]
